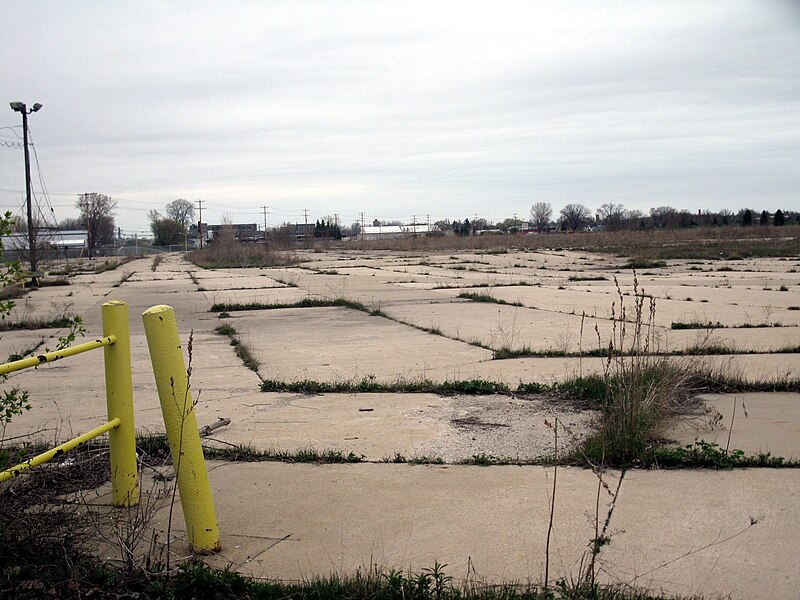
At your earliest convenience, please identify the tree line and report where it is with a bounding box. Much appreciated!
[527,202,794,233]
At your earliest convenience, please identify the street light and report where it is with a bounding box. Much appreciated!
[9,101,43,285]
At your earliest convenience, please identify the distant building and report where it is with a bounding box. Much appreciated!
[288,223,316,239]
[1,230,90,260]
[1,230,89,250]
[205,223,260,242]
[361,223,439,240]
[188,222,209,241]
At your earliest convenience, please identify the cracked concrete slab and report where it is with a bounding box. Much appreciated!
[664,392,800,459]
[602,469,800,600]
[88,462,620,586]
[3,249,800,599]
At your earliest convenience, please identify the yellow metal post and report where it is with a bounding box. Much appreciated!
[142,305,220,553]
[102,300,139,507]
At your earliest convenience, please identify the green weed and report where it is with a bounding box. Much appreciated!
[648,440,797,469]
[203,444,364,463]
[622,259,667,269]
[260,377,510,395]
[0,315,80,331]
[213,322,260,373]
[567,275,607,281]
[210,297,372,313]
[457,292,523,307]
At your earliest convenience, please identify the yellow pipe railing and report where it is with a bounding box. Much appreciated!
[0,336,116,377]
[0,300,221,552]
[0,301,138,506]
[0,418,121,482]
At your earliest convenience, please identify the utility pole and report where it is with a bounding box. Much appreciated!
[261,205,269,247]
[302,209,310,245]
[10,102,42,284]
[79,194,92,259]
[360,212,365,241]
[196,199,205,249]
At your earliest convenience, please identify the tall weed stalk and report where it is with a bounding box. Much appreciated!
[583,273,694,466]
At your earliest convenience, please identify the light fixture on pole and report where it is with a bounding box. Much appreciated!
[10,101,43,285]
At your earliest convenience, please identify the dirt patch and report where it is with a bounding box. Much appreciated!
[414,395,597,462]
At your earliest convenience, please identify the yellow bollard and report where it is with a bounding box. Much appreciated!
[142,305,221,553]
[102,300,139,507]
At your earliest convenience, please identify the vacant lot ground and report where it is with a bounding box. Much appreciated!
[2,246,799,599]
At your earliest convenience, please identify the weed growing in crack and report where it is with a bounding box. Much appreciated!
[580,273,698,467]
[457,292,523,307]
[214,323,260,375]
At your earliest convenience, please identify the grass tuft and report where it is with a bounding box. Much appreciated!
[457,292,523,306]
[260,377,510,395]
[622,259,667,269]
[647,440,796,469]
[204,444,364,463]
[94,260,120,273]
[567,275,608,281]
[210,297,372,313]
[0,315,80,331]
[214,321,260,373]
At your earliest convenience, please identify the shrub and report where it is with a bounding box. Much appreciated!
[186,231,299,268]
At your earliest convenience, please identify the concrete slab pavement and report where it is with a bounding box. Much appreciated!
[602,469,800,599]
[91,462,619,586]
[664,393,800,459]
[198,392,594,462]
[85,462,800,599]
[224,306,493,383]
[202,287,313,307]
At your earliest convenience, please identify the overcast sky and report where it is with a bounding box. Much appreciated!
[2,1,799,235]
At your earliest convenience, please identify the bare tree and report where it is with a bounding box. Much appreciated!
[649,206,677,228]
[625,209,645,229]
[77,193,117,258]
[718,208,734,226]
[58,217,84,230]
[559,203,591,231]
[9,214,54,263]
[530,202,553,232]
[165,199,195,231]
[597,203,627,231]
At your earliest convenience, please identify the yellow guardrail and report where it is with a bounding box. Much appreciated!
[0,300,139,507]
[0,418,121,480]
[0,300,220,553]
[0,336,116,376]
